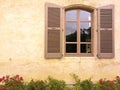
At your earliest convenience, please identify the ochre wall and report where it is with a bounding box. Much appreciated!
[0,0,120,82]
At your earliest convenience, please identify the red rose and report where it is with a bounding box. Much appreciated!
[99,79,103,85]
[0,87,6,90]
[19,77,23,81]
[14,80,18,84]
[0,78,3,82]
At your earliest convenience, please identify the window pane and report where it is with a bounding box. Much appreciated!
[80,10,91,20]
[80,22,91,42]
[66,22,77,42]
[66,44,77,53]
[66,10,77,21]
[80,44,91,53]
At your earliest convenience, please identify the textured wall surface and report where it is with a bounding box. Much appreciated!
[0,0,120,82]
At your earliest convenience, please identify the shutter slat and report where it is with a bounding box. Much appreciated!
[100,9,112,28]
[48,8,60,27]
[48,30,60,53]
[97,5,114,59]
[45,3,62,59]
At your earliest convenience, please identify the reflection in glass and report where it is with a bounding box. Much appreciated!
[80,10,91,20]
[66,44,77,53]
[81,44,91,53]
[66,10,77,21]
[80,22,91,42]
[66,22,77,42]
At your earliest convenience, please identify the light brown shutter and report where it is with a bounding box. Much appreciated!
[45,3,62,59]
[97,5,114,59]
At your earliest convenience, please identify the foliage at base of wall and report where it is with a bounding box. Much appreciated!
[0,74,120,90]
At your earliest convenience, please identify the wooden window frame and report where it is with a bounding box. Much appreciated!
[64,9,94,57]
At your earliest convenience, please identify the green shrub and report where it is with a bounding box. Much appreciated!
[0,74,120,90]
[71,74,94,90]
[71,74,82,90]
[64,86,73,90]
[27,80,47,90]
[115,76,120,90]
[47,76,66,90]
[80,79,94,90]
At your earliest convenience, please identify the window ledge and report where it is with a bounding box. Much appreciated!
[64,53,93,57]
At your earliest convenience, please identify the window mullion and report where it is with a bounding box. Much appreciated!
[77,10,80,54]
[91,13,93,55]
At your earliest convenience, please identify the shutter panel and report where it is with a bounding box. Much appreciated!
[97,5,114,59]
[45,3,62,59]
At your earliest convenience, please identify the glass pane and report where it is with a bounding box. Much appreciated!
[80,44,91,53]
[66,22,77,42]
[80,10,91,20]
[66,10,77,21]
[80,22,91,42]
[66,44,77,53]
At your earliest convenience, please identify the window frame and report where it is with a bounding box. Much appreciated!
[45,3,114,59]
[64,7,94,57]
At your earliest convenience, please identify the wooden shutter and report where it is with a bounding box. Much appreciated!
[97,5,114,59]
[45,3,62,59]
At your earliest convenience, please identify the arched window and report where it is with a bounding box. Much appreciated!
[65,9,93,56]
[45,3,114,59]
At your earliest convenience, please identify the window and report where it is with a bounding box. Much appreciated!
[45,3,114,59]
[65,9,92,56]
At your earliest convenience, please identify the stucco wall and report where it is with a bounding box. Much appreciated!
[0,0,120,82]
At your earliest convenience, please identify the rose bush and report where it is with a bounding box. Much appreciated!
[0,75,24,90]
[0,74,119,90]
